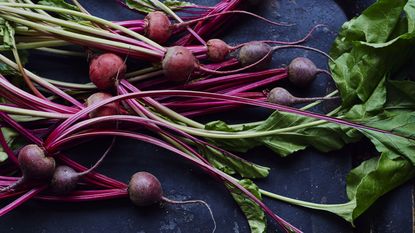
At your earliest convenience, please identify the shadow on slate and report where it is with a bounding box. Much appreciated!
[0,0,412,233]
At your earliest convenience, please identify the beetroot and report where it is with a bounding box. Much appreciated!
[162,46,197,82]
[288,57,320,87]
[128,171,163,206]
[50,138,115,195]
[50,166,79,194]
[238,42,272,70]
[89,53,126,90]
[207,39,230,62]
[1,144,55,192]
[144,11,172,44]
[86,92,119,118]
[18,144,55,180]
[267,87,298,106]
[268,87,339,106]
[127,171,216,231]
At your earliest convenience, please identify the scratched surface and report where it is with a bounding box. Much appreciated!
[0,0,413,232]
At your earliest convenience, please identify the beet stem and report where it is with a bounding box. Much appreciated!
[0,185,46,217]
[225,72,288,95]
[78,137,116,176]
[203,44,334,76]
[0,112,42,145]
[48,130,302,233]
[198,51,272,75]
[0,75,78,114]
[0,112,125,190]
[232,24,326,48]
[294,96,340,104]
[45,90,406,140]
[272,45,335,62]
[174,10,292,28]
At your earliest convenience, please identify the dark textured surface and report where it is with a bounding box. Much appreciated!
[0,0,413,232]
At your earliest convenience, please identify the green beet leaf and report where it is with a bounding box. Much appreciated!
[229,179,267,233]
[329,0,415,107]
[205,111,361,157]
[346,152,414,222]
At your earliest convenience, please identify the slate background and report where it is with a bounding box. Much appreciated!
[1,0,413,232]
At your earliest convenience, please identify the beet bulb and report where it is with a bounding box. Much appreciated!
[238,42,272,70]
[162,46,197,82]
[144,11,172,44]
[50,166,79,194]
[86,92,119,118]
[128,171,163,206]
[288,57,320,87]
[1,144,55,192]
[89,53,126,90]
[267,87,339,106]
[207,39,230,62]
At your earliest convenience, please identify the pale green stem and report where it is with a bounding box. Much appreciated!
[37,79,95,90]
[35,47,85,56]
[70,0,89,15]
[0,3,165,51]
[148,0,184,23]
[0,6,158,55]
[301,90,339,109]
[22,0,50,16]
[1,40,70,50]
[229,90,340,129]
[226,175,353,217]
[148,116,326,139]
[125,67,160,78]
[9,115,45,122]
[1,14,161,57]
[0,105,71,119]
[161,133,198,159]
[135,106,340,140]
[127,70,163,82]
[260,189,353,210]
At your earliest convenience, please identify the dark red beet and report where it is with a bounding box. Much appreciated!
[268,87,339,106]
[128,172,163,206]
[288,57,319,87]
[50,138,116,195]
[162,46,197,82]
[86,92,119,118]
[267,87,297,106]
[89,53,126,90]
[50,166,79,195]
[207,39,230,62]
[144,11,172,44]
[238,42,272,70]
[1,145,55,192]
[18,144,55,180]
[127,172,216,230]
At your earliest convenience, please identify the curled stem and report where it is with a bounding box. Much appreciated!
[162,196,217,233]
